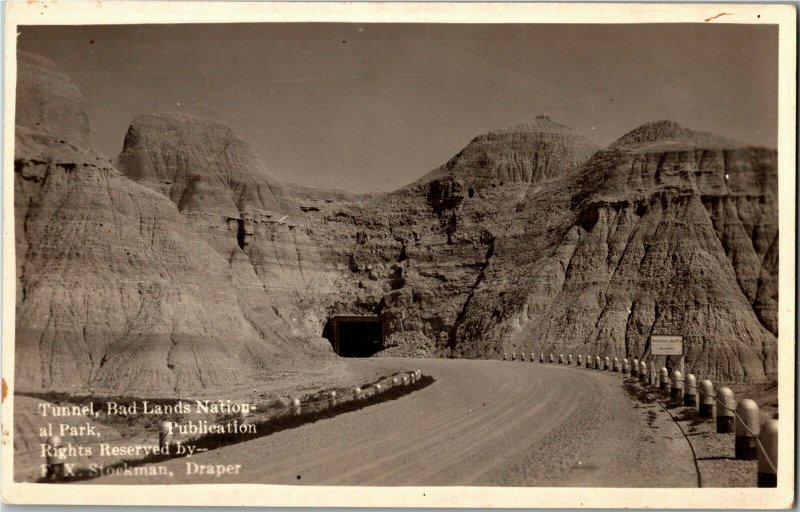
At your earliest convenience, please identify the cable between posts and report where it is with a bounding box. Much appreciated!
[694,386,777,474]
[651,395,703,488]
[516,353,778,475]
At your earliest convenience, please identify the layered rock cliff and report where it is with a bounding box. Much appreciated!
[295,116,601,355]
[14,53,778,392]
[14,53,327,396]
[452,121,777,381]
[116,113,364,342]
[113,112,601,361]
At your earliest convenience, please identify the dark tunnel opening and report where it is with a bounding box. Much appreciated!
[236,218,246,250]
[323,316,384,357]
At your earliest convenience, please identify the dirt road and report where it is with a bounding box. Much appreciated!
[93,358,697,486]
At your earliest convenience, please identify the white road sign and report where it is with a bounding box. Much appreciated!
[651,335,684,355]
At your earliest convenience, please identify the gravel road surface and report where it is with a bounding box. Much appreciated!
[92,358,697,486]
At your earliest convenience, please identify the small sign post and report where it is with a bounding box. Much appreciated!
[650,335,684,376]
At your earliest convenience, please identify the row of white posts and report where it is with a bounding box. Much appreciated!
[45,370,424,480]
[502,351,778,487]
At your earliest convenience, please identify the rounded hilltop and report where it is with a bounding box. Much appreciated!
[120,112,243,154]
[611,119,742,151]
[416,115,599,187]
[15,51,93,149]
[117,110,297,218]
[485,114,577,136]
[126,112,238,135]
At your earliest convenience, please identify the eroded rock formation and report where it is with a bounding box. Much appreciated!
[454,121,778,381]
[14,53,778,395]
[14,52,329,396]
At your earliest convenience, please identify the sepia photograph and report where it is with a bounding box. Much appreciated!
[1,1,795,508]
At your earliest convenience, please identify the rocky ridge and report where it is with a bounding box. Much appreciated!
[13,52,330,396]
[453,123,777,381]
[14,53,778,395]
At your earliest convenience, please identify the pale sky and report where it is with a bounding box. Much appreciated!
[18,23,778,192]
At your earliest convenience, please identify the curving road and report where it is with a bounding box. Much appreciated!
[94,358,696,487]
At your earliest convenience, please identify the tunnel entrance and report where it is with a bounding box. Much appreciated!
[324,316,383,357]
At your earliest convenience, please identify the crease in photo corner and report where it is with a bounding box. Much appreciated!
[0,1,796,509]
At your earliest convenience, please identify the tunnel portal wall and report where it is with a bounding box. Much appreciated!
[324,316,384,357]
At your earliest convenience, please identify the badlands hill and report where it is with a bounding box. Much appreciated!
[420,114,599,186]
[454,121,777,381]
[13,52,330,396]
[14,53,778,395]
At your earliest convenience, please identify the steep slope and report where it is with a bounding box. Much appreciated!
[14,52,322,396]
[16,51,776,388]
[452,121,777,382]
[116,113,350,339]
[115,114,600,359]
[296,119,599,355]
[117,112,298,219]
[409,115,599,237]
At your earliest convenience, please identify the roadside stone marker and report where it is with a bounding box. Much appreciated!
[757,419,778,487]
[159,421,174,451]
[715,387,735,433]
[45,435,66,480]
[659,367,669,391]
[699,380,715,418]
[670,370,683,404]
[684,374,697,407]
[238,405,250,425]
[735,399,760,460]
